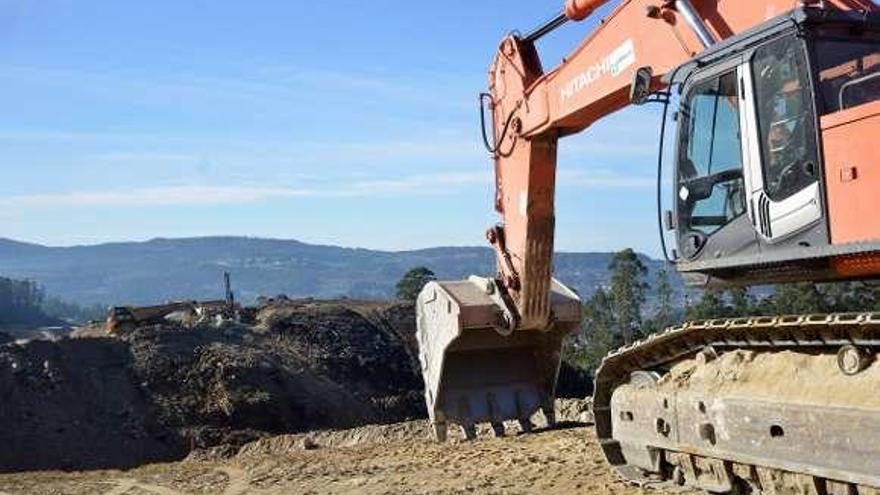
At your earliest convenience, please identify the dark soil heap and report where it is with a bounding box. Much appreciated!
[0,338,180,472]
[0,300,423,473]
[0,299,590,474]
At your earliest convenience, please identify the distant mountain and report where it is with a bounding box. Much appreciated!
[0,237,683,307]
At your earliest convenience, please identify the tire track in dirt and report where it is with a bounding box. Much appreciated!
[101,478,185,495]
[219,467,254,495]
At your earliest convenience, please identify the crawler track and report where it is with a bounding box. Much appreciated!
[594,313,880,494]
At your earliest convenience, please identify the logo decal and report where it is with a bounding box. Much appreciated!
[560,39,636,101]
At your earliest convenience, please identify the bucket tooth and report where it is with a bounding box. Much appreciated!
[461,423,477,440]
[487,393,500,421]
[432,422,448,442]
[542,399,557,428]
[416,276,581,441]
[543,409,557,428]
[514,389,525,417]
[490,422,505,438]
[487,393,505,437]
[457,396,473,421]
[515,389,533,433]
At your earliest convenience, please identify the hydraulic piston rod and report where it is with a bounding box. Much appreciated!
[524,12,570,43]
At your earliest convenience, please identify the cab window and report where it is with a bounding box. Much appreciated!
[814,28,880,113]
[752,36,819,202]
[677,70,746,250]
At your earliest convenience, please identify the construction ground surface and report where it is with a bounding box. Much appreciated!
[0,299,689,494]
[0,415,692,495]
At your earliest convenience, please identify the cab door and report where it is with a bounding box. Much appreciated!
[675,58,756,262]
[741,35,823,243]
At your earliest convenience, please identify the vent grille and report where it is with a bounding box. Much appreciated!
[758,194,773,238]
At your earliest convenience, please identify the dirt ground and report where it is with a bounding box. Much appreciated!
[0,419,689,495]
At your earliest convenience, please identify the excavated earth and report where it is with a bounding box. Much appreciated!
[0,300,426,473]
[0,298,693,494]
[0,299,594,479]
[657,348,880,408]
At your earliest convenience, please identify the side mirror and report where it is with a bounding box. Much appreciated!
[681,169,743,204]
[630,66,653,105]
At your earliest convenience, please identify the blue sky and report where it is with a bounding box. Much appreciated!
[0,1,663,254]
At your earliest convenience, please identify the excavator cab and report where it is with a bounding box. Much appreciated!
[671,11,880,286]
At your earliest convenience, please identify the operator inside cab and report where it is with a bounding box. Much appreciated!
[755,37,816,201]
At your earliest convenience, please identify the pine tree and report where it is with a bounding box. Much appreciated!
[0,277,48,325]
[395,267,437,301]
[687,288,728,320]
[608,249,648,344]
[728,287,754,316]
[769,282,824,315]
[852,281,880,311]
[653,267,675,330]
[572,287,621,373]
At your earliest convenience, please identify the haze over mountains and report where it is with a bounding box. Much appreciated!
[0,237,681,307]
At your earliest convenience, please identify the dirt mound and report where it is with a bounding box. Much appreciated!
[127,309,422,451]
[0,338,182,472]
[0,300,423,473]
[254,300,422,416]
[657,348,880,408]
[0,299,595,474]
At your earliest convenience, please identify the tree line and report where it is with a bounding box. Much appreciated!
[0,277,49,326]
[568,249,880,374]
[0,276,105,326]
[395,258,880,375]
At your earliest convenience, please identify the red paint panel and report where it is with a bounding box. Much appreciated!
[821,99,880,245]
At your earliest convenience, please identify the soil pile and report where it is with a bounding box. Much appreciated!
[0,298,593,474]
[253,299,423,420]
[0,300,423,473]
[657,348,880,408]
[0,337,181,472]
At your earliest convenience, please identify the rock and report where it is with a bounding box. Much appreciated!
[555,397,594,425]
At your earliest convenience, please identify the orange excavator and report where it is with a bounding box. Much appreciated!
[416,0,880,492]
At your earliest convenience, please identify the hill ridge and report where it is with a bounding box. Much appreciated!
[0,236,676,306]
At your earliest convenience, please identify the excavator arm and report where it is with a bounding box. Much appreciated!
[416,0,756,441]
[487,0,706,332]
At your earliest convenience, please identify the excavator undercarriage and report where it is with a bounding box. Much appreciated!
[596,314,880,493]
